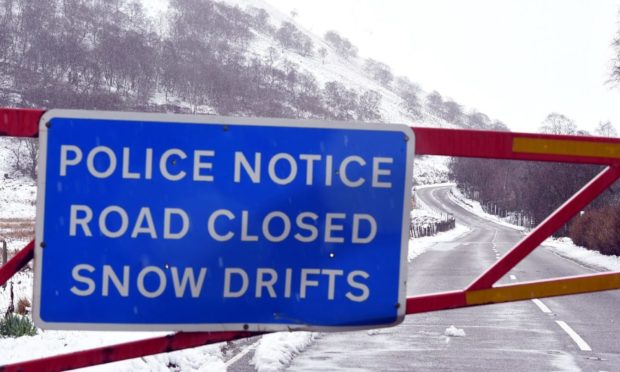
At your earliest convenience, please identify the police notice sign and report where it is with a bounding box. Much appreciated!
[34,110,414,332]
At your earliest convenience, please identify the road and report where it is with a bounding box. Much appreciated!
[230,185,620,371]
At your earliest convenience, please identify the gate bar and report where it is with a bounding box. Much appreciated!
[0,240,34,287]
[2,109,620,371]
[414,126,620,165]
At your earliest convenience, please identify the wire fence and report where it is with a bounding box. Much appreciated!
[410,214,456,238]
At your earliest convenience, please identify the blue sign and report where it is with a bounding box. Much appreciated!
[34,110,414,331]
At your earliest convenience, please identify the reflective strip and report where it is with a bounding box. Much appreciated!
[465,273,620,305]
[513,137,620,159]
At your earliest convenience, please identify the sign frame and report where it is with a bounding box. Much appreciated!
[33,109,414,332]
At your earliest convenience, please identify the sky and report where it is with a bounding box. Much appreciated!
[262,0,620,134]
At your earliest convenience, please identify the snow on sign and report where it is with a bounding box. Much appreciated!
[33,109,414,332]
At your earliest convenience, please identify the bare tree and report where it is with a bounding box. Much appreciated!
[442,100,463,124]
[318,47,327,64]
[595,120,618,137]
[425,91,444,118]
[363,59,393,86]
[23,138,38,180]
[324,31,358,59]
[8,137,23,174]
[539,112,577,135]
[357,90,382,121]
[323,81,358,120]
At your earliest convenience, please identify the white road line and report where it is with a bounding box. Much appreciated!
[225,341,260,367]
[532,299,552,313]
[556,320,592,351]
[509,275,517,280]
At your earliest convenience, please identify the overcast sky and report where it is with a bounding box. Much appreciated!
[263,0,620,134]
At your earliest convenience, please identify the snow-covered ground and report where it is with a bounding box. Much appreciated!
[448,187,526,231]
[408,223,470,261]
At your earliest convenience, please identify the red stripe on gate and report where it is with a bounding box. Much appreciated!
[0,108,44,137]
[413,127,620,165]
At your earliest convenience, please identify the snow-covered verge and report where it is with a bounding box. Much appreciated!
[408,223,470,261]
[250,332,317,372]
[448,187,526,231]
[543,237,620,272]
[0,178,36,220]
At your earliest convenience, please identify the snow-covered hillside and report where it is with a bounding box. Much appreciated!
[221,0,457,128]
[217,0,453,184]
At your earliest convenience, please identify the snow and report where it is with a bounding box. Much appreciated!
[542,237,620,272]
[448,186,526,231]
[250,332,316,372]
[220,0,459,129]
[412,157,451,186]
[0,138,36,220]
[408,223,470,261]
[0,178,36,220]
[414,181,456,191]
[444,325,466,337]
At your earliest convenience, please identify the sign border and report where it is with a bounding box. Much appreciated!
[33,109,415,332]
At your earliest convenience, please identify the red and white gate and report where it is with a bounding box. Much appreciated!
[1,108,620,371]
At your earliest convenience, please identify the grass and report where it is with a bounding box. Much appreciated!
[0,314,37,337]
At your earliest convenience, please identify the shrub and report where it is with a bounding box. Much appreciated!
[569,205,620,256]
[0,314,37,338]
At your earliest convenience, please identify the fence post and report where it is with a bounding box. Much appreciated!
[2,240,6,289]
[1,240,6,266]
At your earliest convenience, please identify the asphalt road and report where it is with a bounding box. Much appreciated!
[230,185,620,371]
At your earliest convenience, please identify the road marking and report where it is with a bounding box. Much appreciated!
[556,320,592,351]
[531,299,552,313]
[509,275,517,280]
[225,340,260,367]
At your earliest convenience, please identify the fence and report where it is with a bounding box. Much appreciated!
[410,213,456,238]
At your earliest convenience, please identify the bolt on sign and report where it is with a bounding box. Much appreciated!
[34,110,414,332]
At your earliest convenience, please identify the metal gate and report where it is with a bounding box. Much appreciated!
[1,108,620,371]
